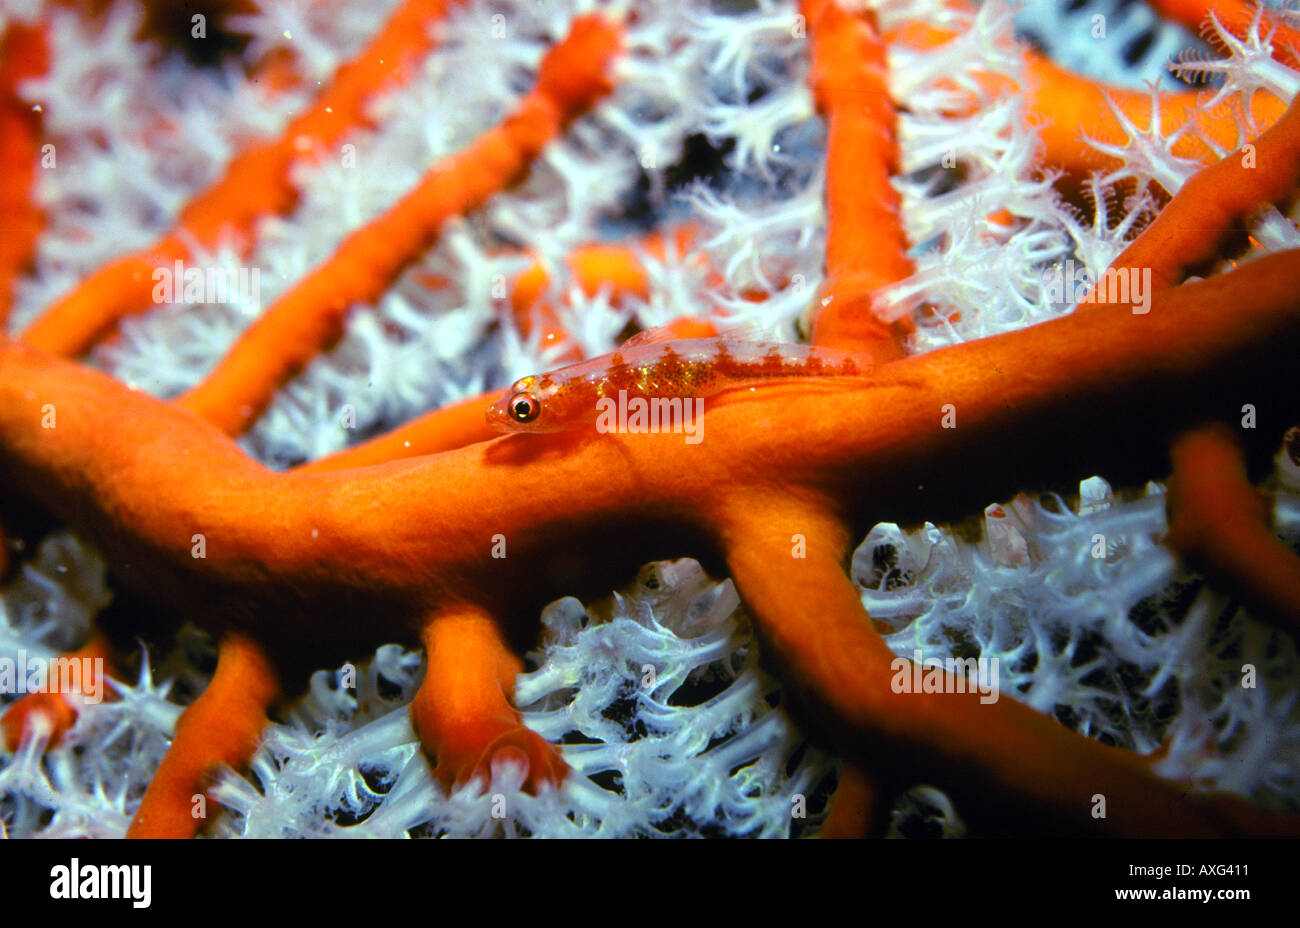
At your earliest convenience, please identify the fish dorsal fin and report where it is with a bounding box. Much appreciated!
[620,321,706,349]
[619,327,676,350]
[620,319,770,349]
[712,322,764,344]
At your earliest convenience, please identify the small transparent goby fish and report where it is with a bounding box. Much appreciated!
[486,323,873,433]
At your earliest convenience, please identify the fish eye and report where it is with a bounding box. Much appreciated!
[509,392,540,423]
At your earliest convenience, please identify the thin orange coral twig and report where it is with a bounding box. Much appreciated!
[815,763,881,837]
[0,22,46,331]
[0,22,47,582]
[1166,423,1300,634]
[297,392,497,471]
[802,0,916,362]
[127,632,278,838]
[411,603,567,794]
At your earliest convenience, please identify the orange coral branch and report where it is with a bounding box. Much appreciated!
[1167,423,1300,634]
[175,14,624,436]
[1107,93,1300,289]
[0,22,50,583]
[297,392,497,471]
[802,0,915,361]
[411,604,566,794]
[127,632,278,838]
[817,763,880,837]
[19,0,461,357]
[3,259,1299,617]
[0,22,47,330]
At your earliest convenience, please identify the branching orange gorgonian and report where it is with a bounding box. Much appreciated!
[1,0,1299,838]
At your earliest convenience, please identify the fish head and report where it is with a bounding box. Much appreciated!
[485,375,567,433]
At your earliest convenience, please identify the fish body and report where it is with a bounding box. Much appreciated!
[486,335,871,433]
